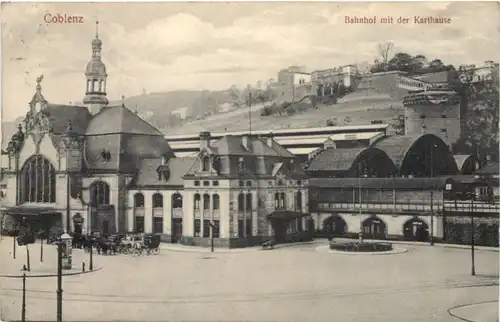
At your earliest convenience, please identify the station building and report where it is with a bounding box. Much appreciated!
[0,26,311,248]
[1,25,497,248]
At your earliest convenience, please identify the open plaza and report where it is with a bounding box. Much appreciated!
[0,238,498,322]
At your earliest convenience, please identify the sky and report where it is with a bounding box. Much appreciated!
[1,1,499,121]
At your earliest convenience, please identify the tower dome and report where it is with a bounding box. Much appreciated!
[86,59,107,75]
[83,21,108,115]
[92,36,102,47]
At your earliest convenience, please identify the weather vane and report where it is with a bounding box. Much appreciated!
[36,74,44,84]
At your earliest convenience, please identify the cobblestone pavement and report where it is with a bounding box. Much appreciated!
[0,239,498,322]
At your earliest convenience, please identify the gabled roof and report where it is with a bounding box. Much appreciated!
[85,105,164,136]
[210,136,252,156]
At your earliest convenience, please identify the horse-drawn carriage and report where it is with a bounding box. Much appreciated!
[132,234,161,255]
[50,231,161,256]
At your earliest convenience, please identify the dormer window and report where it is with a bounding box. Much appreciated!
[238,157,245,172]
[100,149,111,162]
[202,156,210,172]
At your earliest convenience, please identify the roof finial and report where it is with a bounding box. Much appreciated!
[96,20,99,38]
[36,74,43,91]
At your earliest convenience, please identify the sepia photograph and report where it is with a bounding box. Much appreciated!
[0,2,499,322]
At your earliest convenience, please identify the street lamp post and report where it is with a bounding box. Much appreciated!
[429,145,437,246]
[209,221,215,253]
[21,264,27,322]
[358,162,363,244]
[89,237,94,270]
[13,234,16,259]
[56,242,63,322]
[25,244,31,272]
[470,191,476,276]
[40,236,44,262]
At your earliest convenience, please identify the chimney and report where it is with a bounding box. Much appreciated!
[266,132,274,147]
[199,131,211,151]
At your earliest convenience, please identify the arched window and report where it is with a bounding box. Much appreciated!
[172,193,183,209]
[238,193,245,211]
[246,193,252,211]
[296,191,302,211]
[213,194,220,210]
[275,192,280,209]
[134,193,144,208]
[93,79,99,92]
[19,155,56,203]
[87,80,92,92]
[152,193,163,208]
[194,194,200,210]
[202,156,210,172]
[203,194,210,210]
[280,192,286,209]
[90,181,110,206]
[99,80,104,93]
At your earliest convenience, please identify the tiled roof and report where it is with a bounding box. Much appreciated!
[412,71,450,84]
[476,162,499,175]
[306,147,366,172]
[310,177,453,190]
[41,104,92,146]
[210,136,252,156]
[134,157,196,187]
[85,105,164,136]
[373,134,423,167]
[84,133,174,171]
[82,105,174,171]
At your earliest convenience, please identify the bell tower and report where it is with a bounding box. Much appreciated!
[83,21,109,115]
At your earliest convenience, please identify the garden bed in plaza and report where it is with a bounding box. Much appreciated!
[329,241,393,252]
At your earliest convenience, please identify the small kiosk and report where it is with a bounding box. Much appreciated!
[60,232,73,269]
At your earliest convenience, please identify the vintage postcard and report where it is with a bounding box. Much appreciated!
[0,2,499,322]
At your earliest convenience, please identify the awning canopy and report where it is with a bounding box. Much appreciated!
[5,205,60,216]
[268,211,310,221]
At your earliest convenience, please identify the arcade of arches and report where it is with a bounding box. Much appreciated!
[319,214,432,241]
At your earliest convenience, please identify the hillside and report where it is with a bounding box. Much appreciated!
[2,72,409,143]
[166,95,403,135]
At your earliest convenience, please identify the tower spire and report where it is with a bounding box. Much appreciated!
[84,20,108,115]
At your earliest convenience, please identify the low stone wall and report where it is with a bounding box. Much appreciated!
[179,236,267,248]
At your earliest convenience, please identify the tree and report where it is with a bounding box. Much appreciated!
[428,59,444,68]
[413,54,428,70]
[388,52,414,72]
[391,114,405,135]
[377,42,394,66]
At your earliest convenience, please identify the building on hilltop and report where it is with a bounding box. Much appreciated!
[275,66,313,104]
[311,65,358,97]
